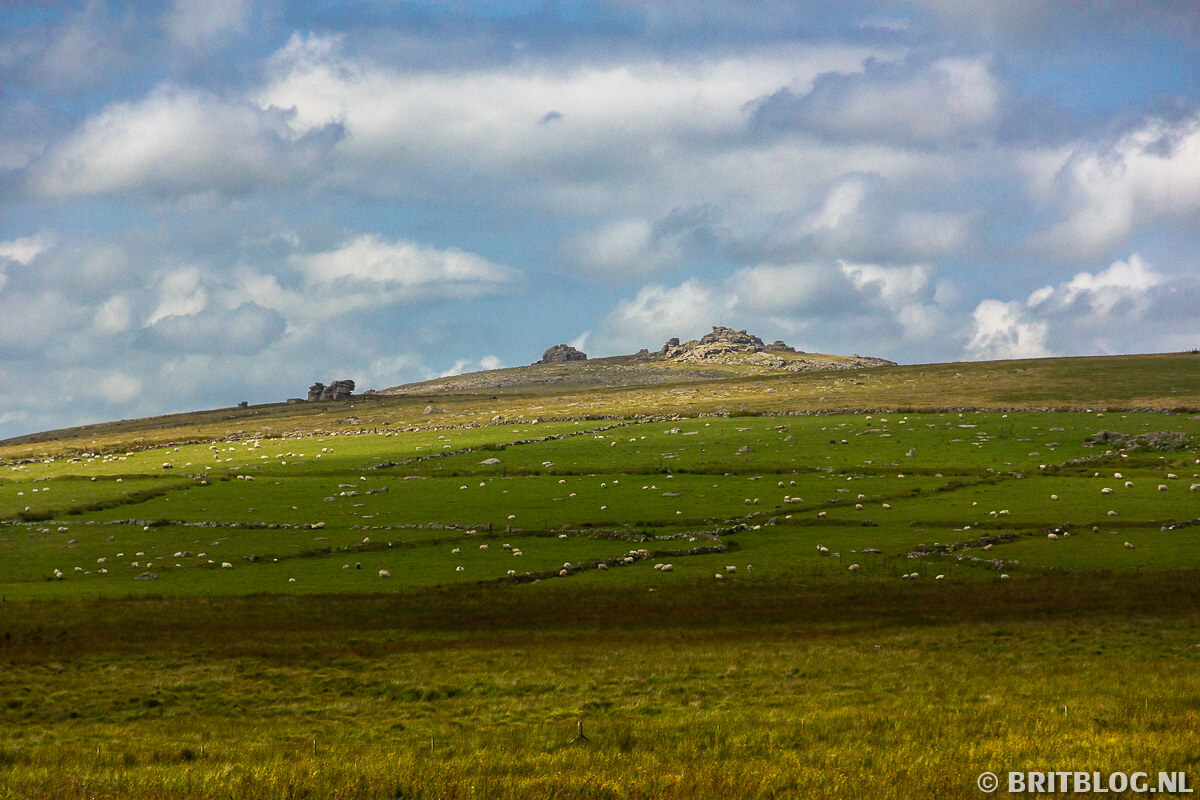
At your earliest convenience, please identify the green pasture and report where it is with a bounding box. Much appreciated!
[1,411,1197,601]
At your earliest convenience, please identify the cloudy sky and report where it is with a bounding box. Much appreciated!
[2,2,1199,438]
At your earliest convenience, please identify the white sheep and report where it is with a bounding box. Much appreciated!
[935,574,944,580]
[1000,574,1009,580]
[597,563,608,571]
[379,570,391,578]
[451,547,461,554]
[1101,487,1113,494]
[479,544,489,550]
[817,544,829,554]
[455,565,465,572]
[724,565,737,573]
[1050,494,1059,501]
[714,573,724,580]
[507,569,516,577]
[1047,533,1059,540]
[221,562,233,568]
[661,564,673,572]
[558,569,568,577]
[1124,542,1135,550]
[1125,481,1134,488]
[1158,485,1168,492]
[848,564,861,572]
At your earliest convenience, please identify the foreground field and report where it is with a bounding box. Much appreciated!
[2,577,1200,799]
[2,353,1200,798]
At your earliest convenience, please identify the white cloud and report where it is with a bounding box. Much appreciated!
[967,254,1177,360]
[136,303,286,356]
[0,235,48,265]
[568,331,591,353]
[438,355,504,378]
[32,85,339,198]
[98,371,142,404]
[1032,113,1200,258]
[1028,254,1163,315]
[752,57,1003,146]
[163,0,251,51]
[966,299,1051,360]
[93,295,132,334]
[291,234,516,290]
[594,279,737,353]
[147,267,207,325]
[558,218,691,278]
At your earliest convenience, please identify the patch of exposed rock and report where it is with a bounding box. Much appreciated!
[307,379,356,402]
[659,326,893,371]
[1085,430,1190,451]
[537,344,588,365]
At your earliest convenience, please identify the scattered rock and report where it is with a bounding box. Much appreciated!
[537,344,588,364]
[307,379,356,402]
[134,572,158,581]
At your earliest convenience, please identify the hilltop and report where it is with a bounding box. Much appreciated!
[378,326,895,395]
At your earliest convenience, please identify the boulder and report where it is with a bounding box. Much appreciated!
[537,344,588,364]
[308,379,356,401]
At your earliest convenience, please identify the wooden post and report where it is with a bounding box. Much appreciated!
[571,720,589,744]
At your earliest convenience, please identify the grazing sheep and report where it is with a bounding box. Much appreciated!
[661,564,673,572]
[983,543,994,551]
[714,573,724,580]
[558,569,569,577]
[455,565,465,572]
[935,574,945,580]
[881,503,891,509]
[817,544,829,554]
[597,563,608,571]
[1124,542,1135,549]
[379,570,391,578]
[1107,510,1118,516]
[1000,574,1010,580]
[1167,473,1178,479]
[355,562,362,569]
[507,569,517,577]
[725,565,737,573]
[288,578,297,583]
[451,547,461,554]
[848,564,861,572]
[1158,485,1168,491]
[221,562,233,568]
[653,563,664,571]
[817,511,827,518]
[52,568,63,579]
[512,550,523,557]
[1047,533,1059,540]
[479,544,489,550]
[1050,494,1059,501]
[1125,481,1135,488]
[1101,487,1113,494]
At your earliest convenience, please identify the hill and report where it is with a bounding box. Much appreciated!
[3,347,1200,798]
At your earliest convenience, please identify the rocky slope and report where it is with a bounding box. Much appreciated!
[378,327,894,396]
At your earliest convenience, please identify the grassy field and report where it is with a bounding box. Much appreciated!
[2,353,1200,798]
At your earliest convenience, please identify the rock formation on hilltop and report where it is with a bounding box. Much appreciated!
[537,344,588,365]
[658,326,893,371]
[307,379,356,401]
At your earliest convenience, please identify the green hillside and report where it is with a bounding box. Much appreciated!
[2,352,1199,799]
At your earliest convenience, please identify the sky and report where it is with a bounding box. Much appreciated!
[2,1,1200,439]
